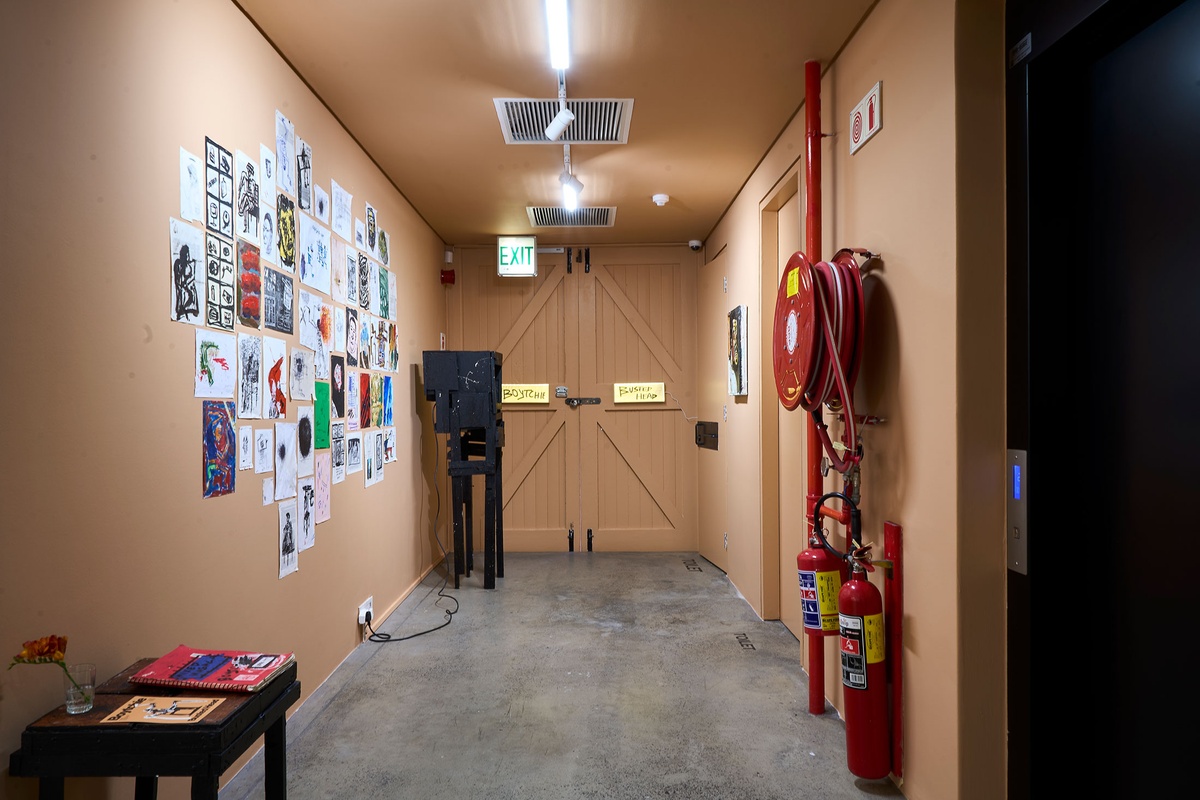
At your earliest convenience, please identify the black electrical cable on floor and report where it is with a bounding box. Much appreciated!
[366,432,459,643]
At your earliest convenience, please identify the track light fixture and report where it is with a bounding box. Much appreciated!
[545,106,575,141]
[560,171,584,211]
[560,144,583,211]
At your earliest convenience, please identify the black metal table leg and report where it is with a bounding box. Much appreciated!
[37,777,64,800]
[134,775,158,800]
[190,774,218,800]
[495,444,503,579]
[484,471,496,589]
[264,713,287,799]
[464,472,474,576]
[451,472,465,588]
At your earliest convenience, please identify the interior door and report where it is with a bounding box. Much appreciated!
[775,192,807,638]
[451,247,576,551]
[576,246,698,551]
[450,244,698,553]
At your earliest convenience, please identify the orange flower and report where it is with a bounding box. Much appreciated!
[9,635,90,703]
[11,635,68,666]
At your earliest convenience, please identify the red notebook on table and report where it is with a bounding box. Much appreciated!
[129,645,295,693]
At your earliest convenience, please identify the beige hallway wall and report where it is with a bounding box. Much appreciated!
[702,0,1006,798]
[0,2,446,798]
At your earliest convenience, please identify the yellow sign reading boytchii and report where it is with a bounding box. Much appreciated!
[613,382,665,403]
[501,384,550,404]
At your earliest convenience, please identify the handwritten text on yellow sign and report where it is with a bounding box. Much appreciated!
[501,384,550,404]
[613,382,665,403]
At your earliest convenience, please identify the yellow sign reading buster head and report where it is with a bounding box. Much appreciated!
[613,382,665,403]
[501,384,550,404]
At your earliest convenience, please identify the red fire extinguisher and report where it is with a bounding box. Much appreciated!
[797,535,843,636]
[839,556,889,780]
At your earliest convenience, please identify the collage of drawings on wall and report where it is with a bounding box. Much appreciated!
[172,109,400,580]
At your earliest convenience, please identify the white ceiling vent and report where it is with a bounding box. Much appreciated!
[527,206,617,227]
[495,98,634,144]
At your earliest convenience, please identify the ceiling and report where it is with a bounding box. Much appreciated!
[236,0,875,248]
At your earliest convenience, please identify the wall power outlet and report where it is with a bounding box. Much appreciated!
[358,596,374,625]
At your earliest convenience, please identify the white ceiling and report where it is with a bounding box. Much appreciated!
[236,0,875,247]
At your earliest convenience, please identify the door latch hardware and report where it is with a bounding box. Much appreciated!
[564,397,600,408]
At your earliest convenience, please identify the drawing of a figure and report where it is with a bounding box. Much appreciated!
[267,357,287,418]
[297,142,312,211]
[357,253,370,310]
[366,206,376,250]
[281,512,295,555]
[174,243,200,320]
[261,210,276,261]
[237,161,259,238]
[346,311,359,367]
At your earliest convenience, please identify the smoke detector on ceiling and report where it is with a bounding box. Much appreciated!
[652,194,669,206]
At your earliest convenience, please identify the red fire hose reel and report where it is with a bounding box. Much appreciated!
[772,248,873,473]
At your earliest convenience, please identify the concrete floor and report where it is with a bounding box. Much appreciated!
[222,552,903,800]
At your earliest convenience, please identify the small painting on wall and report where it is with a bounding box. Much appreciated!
[728,304,748,397]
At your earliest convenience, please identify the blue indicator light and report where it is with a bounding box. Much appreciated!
[1013,464,1021,500]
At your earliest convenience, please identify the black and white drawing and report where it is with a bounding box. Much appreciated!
[259,143,276,207]
[313,183,329,225]
[260,206,278,265]
[346,432,362,474]
[331,179,352,242]
[180,147,204,222]
[296,136,313,212]
[278,499,298,579]
[205,232,236,331]
[254,427,274,474]
[169,217,205,325]
[274,421,297,500]
[204,136,234,240]
[290,347,314,401]
[239,425,253,471]
[331,421,346,484]
[296,405,315,478]
[357,252,370,311]
[346,246,358,307]
[298,476,315,552]
[237,333,262,420]
[275,111,295,196]
[235,150,260,245]
[263,266,293,335]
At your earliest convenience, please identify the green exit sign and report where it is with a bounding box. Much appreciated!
[497,235,537,277]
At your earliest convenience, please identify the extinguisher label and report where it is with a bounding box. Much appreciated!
[798,570,840,632]
[840,612,885,688]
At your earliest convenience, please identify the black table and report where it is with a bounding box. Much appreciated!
[8,657,300,799]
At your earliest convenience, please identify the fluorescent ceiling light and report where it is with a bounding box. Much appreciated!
[546,0,570,70]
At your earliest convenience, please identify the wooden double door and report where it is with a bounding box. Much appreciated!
[447,245,698,552]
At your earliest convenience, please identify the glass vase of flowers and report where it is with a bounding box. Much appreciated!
[8,635,95,714]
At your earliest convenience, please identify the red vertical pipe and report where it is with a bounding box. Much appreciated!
[804,60,826,716]
[884,521,904,778]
